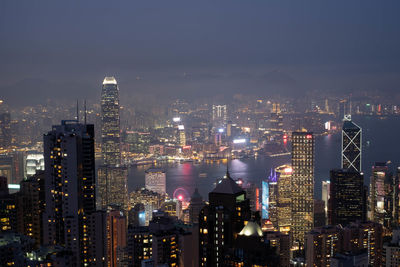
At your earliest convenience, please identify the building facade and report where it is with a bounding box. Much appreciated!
[291,131,314,247]
[341,115,362,172]
[42,120,97,266]
[329,169,366,226]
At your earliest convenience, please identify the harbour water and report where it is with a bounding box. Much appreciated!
[128,115,400,201]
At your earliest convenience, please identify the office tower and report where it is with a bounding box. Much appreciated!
[0,111,11,149]
[106,207,127,267]
[130,189,164,226]
[370,162,393,228]
[101,76,121,165]
[43,120,96,266]
[178,125,186,146]
[306,225,341,267]
[99,77,128,212]
[188,188,205,224]
[199,170,251,266]
[267,169,279,228]
[239,181,260,212]
[267,103,283,136]
[25,153,45,177]
[0,152,26,184]
[322,180,330,224]
[276,165,292,234]
[145,168,166,195]
[314,199,326,227]
[16,171,45,247]
[291,131,314,247]
[383,228,400,266]
[212,105,227,128]
[341,115,362,172]
[98,165,128,210]
[328,169,366,226]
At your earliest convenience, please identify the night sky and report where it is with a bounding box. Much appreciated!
[1,1,400,105]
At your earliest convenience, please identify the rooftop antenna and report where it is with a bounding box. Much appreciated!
[76,99,79,122]
[84,99,87,125]
[226,161,230,179]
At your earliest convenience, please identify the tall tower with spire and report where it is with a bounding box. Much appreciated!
[101,76,121,165]
[341,115,362,172]
[98,77,128,211]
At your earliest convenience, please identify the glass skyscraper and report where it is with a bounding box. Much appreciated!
[101,76,121,166]
[98,77,128,211]
[341,115,362,172]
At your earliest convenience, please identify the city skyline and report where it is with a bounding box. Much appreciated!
[1,2,400,266]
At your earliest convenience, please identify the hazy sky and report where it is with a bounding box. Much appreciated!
[1,1,400,105]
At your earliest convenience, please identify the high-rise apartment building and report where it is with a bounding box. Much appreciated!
[306,222,383,267]
[42,120,97,266]
[145,168,166,196]
[16,171,45,248]
[101,76,121,165]
[329,169,366,226]
[341,115,362,172]
[291,131,314,247]
[106,207,127,267]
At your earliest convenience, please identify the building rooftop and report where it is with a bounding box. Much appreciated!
[239,221,263,237]
[145,168,165,173]
[211,171,243,195]
[343,120,361,130]
[103,76,117,85]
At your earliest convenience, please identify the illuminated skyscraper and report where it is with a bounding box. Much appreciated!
[101,76,121,165]
[43,120,97,266]
[145,168,166,196]
[212,105,227,128]
[341,115,362,172]
[98,77,128,211]
[267,169,278,228]
[321,180,330,224]
[370,162,394,228]
[275,165,292,234]
[291,131,314,247]
[98,165,128,210]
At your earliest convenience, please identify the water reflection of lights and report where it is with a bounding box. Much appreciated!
[230,159,248,174]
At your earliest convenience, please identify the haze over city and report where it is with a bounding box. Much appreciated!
[1,1,400,267]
